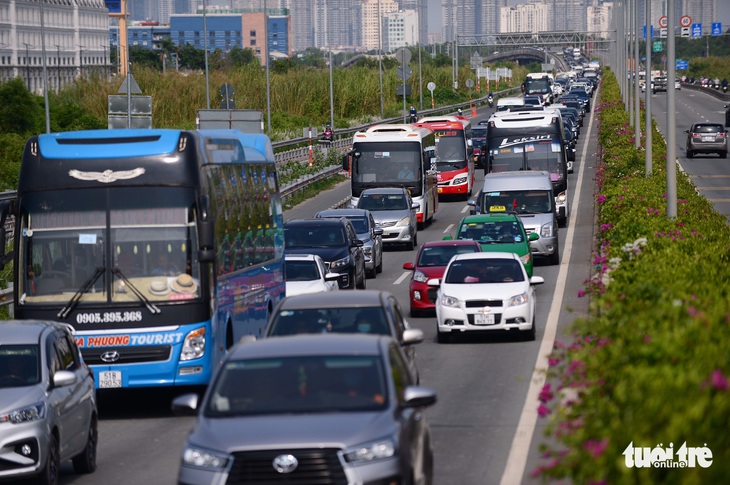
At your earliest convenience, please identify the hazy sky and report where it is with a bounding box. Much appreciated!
[426,0,730,35]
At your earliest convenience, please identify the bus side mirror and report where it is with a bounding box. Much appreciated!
[342,153,349,171]
[197,195,215,263]
[0,200,15,270]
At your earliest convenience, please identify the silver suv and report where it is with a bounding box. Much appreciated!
[0,320,98,484]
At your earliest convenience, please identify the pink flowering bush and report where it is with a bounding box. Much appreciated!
[534,70,730,484]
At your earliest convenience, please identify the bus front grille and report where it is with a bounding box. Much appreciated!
[81,346,171,365]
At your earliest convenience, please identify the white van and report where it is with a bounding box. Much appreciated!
[468,171,560,265]
[496,97,525,112]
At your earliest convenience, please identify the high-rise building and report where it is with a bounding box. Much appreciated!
[0,0,109,94]
[500,3,550,34]
[383,9,420,50]
[398,0,429,46]
[443,0,506,44]
[362,0,399,51]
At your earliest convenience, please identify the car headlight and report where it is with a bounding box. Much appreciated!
[343,437,396,464]
[540,221,554,237]
[180,327,206,361]
[0,402,46,424]
[412,270,429,283]
[508,292,529,307]
[555,191,567,206]
[182,445,230,470]
[440,294,460,308]
[362,246,373,257]
[452,175,468,185]
[395,217,411,227]
[520,253,531,266]
[330,256,351,269]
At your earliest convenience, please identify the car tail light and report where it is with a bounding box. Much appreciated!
[717,132,726,137]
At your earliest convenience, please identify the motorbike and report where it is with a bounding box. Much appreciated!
[409,114,418,123]
[723,84,728,94]
[488,95,494,108]
[322,126,334,143]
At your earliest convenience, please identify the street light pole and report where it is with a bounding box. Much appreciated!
[265,0,272,133]
[326,0,334,130]
[54,45,61,92]
[378,0,384,118]
[202,0,210,109]
[39,0,50,133]
[22,43,30,89]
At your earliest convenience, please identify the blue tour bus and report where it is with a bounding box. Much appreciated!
[0,129,286,390]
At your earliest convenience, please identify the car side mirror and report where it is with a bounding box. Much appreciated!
[528,232,540,241]
[403,262,415,270]
[352,239,364,247]
[426,278,441,287]
[373,228,384,236]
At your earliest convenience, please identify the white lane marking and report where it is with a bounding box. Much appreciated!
[499,95,596,485]
[461,205,470,213]
[443,224,454,234]
[394,272,411,285]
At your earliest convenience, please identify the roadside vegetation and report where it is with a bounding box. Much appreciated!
[533,70,730,483]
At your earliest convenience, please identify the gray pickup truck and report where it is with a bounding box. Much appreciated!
[651,77,668,93]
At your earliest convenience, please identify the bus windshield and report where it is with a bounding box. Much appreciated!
[352,141,421,184]
[525,78,550,95]
[434,130,467,170]
[19,187,200,304]
[490,137,564,177]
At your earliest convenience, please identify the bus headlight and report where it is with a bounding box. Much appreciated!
[181,328,206,361]
[452,175,468,185]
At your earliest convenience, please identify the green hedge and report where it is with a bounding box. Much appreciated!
[534,71,730,484]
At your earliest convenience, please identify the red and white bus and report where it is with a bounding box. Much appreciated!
[415,116,475,199]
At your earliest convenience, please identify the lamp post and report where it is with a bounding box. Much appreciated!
[22,43,31,89]
[326,0,334,130]
[39,0,50,133]
[202,0,210,109]
[265,0,272,133]
[378,0,384,118]
[54,44,62,92]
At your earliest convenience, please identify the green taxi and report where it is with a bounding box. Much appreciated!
[447,207,538,277]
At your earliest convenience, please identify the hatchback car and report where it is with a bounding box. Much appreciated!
[451,212,539,277]
[284,218,367,289]
[355,187,419,250]
[403,240,482,317]
[266,290,424,382]
[429,252,544,343]
[0,320,97,484]
[284,254,340,296]
[173,334,437,485]
[315,208,384,278]
[684,123,728,158]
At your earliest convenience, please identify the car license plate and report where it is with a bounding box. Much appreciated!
[474,313,495,325]
[98,371,122,388]
[702,136,714,142]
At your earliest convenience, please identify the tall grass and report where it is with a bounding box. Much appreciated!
[58,62,528,137]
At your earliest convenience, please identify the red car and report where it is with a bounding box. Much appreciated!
[402,240,482,317]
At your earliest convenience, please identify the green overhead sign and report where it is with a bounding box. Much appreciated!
[653,41,663,52]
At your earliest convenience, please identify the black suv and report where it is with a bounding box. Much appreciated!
[284,218,367,289]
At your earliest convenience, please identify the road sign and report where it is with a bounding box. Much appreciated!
[676,60,689,70]
[396,65,412,81]
[692,23,702,37]
[681,27,690,37]
[427,82,436,92]
[653,41,663,53]
[395,47,411,65]
[469,52,482,70]
[643,25,654,39]
[680,15,692,28]
[465,79,474,88]
[658,16,668,28]
[659,27,668,38]
[118,73,142,94]
[712,23,722,36]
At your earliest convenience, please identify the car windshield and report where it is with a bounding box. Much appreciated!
[269,306,390,336]
[358,194,408,211]
[206,355,388,416]
[0,345,40,387]
[285,226,345,247]
[285,260,321,281]
[445,259,525,284]
[458,221,524,243]
[417,245,479,267]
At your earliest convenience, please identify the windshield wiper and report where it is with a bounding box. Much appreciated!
[57,267,105,319]
[112,268,161,315]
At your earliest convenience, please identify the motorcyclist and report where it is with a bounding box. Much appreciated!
[322,122,333,142]
[722,79,728,93]
[457,108,463,116]
[487,92,494,108]
[714,77,721,89]
[409,106,417,123]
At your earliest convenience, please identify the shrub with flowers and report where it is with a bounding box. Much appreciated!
[534,71,730,484]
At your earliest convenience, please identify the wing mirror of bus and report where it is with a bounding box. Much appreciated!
[0,200,15,270]
[197,219,215,263]
[341,153,350,171]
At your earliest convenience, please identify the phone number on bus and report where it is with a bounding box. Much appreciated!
[76,311,144,324]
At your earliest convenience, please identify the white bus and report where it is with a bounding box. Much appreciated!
[343,124,438,229]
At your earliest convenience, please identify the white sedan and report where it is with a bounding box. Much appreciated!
[284,254,340,296]
[429,252,544,342]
